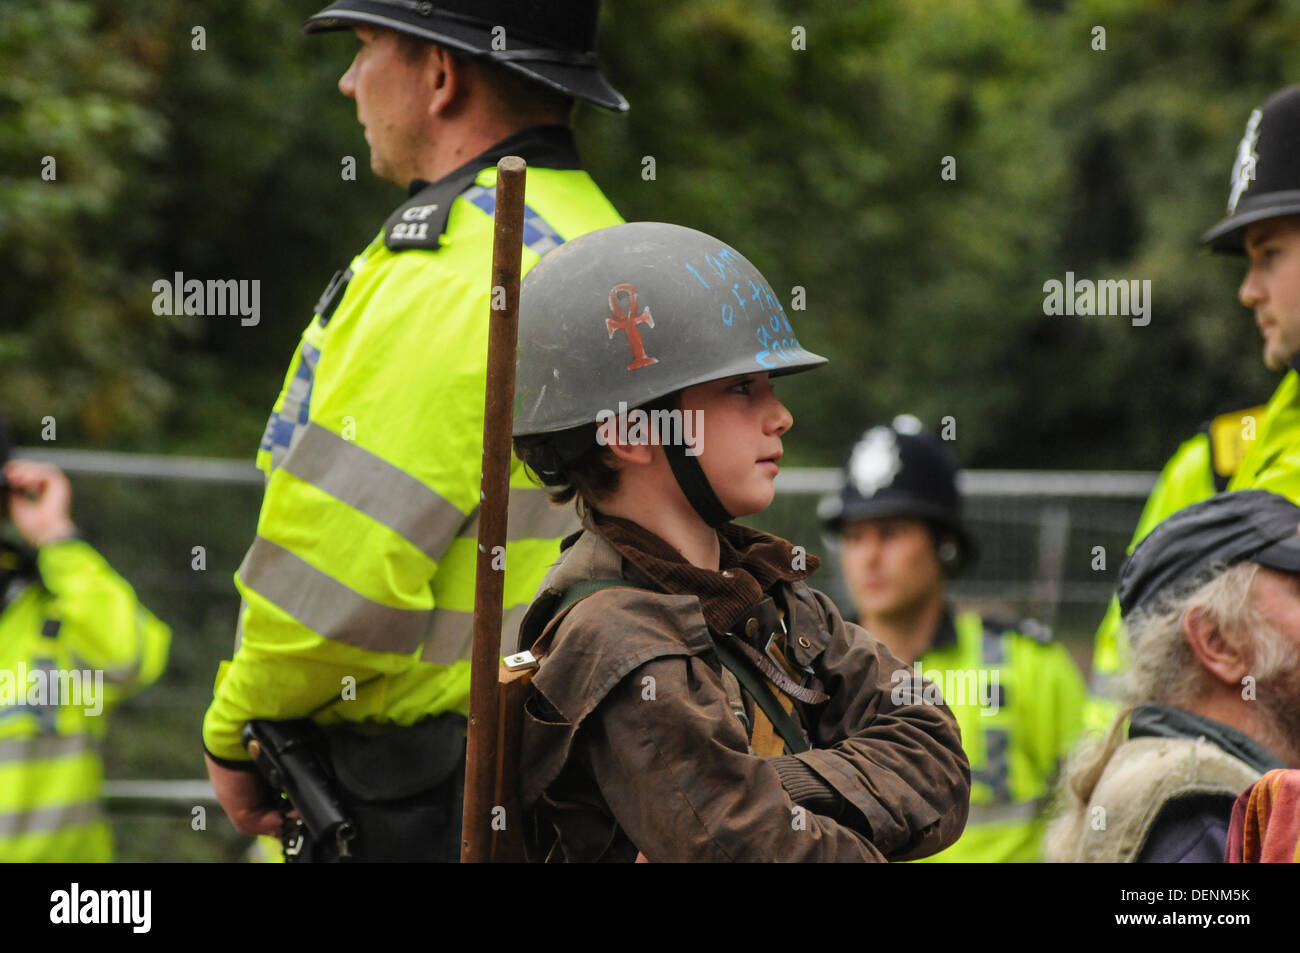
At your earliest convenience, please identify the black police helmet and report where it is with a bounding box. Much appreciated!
[303,0,628,113]
[1202,85,1300,255]
[819,416,976,568]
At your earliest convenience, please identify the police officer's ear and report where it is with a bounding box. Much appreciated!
[936,535,961,571]
[427,44,471,117]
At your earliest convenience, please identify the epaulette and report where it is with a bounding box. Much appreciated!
[1206,404,1268,491]
[381,159,494,252]
[982,613,1054,645]
[381,179,459,252]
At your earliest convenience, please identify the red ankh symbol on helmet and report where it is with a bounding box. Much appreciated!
[606,283,659,371]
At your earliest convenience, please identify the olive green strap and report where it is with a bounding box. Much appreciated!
[711,635,810,754]
[554,578,642,616]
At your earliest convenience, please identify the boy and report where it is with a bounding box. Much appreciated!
[510,222,971,862]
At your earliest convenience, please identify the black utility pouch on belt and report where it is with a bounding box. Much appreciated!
[244,713,466,863]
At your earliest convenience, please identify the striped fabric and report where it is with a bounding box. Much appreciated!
[461,185,566,258]
[259,341,321,470]
[1226,768,1300,862]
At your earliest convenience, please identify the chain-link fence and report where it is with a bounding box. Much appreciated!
[11,448,1154,861]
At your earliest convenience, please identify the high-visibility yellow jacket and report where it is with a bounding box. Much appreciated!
[912,610,1085,862]
[0,540,170,862]
[203,128,623,764]
[1086,401,1268,734]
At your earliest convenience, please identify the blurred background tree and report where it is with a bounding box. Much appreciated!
[6,0,1298,466]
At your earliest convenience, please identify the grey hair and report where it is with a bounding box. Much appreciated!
[1122,562,1265,708]
[1045,561,1292,861]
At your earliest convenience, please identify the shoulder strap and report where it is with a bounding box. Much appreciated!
[549,579,810,754]
[552,577,642,617]
[711,636,810,754]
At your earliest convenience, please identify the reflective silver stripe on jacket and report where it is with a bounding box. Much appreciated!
[1089,670,1120,699]
[239,537,430,655]
[0,800,103,837]
[457,487,579,542]
[419,602,531,667]
[280,422,469,561]
[966,798,1045,826]
[0,734,93,764]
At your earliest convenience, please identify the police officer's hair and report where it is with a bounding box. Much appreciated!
[393,34,574,125]
[470,59,575,126]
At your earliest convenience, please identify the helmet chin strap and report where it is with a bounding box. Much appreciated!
[663,439,733,527]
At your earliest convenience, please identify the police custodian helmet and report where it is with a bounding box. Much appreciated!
[819,415,976,568]
[303,0,628,112]
[1201,85,1300,254]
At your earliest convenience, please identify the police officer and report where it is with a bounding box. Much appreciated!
[1090,83,1300,730]
[1,419,170,861]
[820,416,1085,861]
[202,1,627,857]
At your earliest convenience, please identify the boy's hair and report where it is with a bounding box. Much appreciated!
[515,429,619,515]
[514,394,681,514]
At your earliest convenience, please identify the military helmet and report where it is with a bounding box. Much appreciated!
[1202,85,1300,254]
[819,415,975,567]
[514,221,826,525]
[515,221,825,436]
[303,0,628,112]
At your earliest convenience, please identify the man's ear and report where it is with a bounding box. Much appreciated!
[427,45,467,118]
[1182,606,1251,687]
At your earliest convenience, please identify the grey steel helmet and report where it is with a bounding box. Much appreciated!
[513,221,826,524]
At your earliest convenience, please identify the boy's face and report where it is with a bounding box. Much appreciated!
[678,372,791,517]
[838,517,944,620]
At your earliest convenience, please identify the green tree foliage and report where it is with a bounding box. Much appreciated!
[5,0,1300,464]
[0,1,168,444]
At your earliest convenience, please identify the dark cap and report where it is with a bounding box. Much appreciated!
[1117,490,1300,618]
[303,0,628,113]
[1201,85,1300,254]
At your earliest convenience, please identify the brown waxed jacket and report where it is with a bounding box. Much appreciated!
[515,520,971,862]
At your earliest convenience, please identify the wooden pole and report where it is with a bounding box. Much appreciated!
[461,156,527,863]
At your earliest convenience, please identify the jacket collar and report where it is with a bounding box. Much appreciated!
[384,125,582,252]
[405,125,582,199]
[1129,703,1286,774]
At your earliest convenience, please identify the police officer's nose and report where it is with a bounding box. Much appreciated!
[339,59,359,98]
[1239,267,1264,309]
